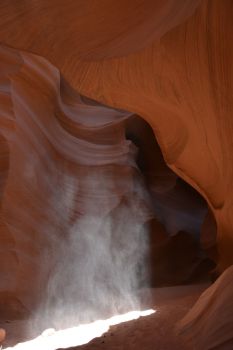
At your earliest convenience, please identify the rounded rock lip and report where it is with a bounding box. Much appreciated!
[0,328,6,343]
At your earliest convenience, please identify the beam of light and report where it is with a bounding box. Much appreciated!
[4,309,155,350]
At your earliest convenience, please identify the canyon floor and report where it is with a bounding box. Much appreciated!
[0,283,209,350]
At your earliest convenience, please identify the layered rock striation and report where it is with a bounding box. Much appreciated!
[0,46,153,318]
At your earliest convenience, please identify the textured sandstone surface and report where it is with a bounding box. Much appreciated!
[0,328,6,343]
[0,45,151,313]
[178,265,233,349]
[0,1,232,349]
[0,0,231,270]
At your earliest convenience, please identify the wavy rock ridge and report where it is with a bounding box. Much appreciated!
[0,46,153,320]
[1,1,233,349]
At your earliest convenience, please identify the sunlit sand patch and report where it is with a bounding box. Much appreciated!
[4,309,155,350]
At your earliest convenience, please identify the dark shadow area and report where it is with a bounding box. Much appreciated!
[126,115,217,287]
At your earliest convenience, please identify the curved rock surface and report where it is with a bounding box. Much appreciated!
[0,45,154,318]
[0,0,229,270]
[0,1,233,348]
[178,265,233,349]
[0,0,200,60]
[1,0,230,268]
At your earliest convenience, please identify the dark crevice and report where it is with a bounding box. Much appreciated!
[126,115,217,287]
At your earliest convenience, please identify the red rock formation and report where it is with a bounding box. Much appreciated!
[177,265,233,349]
[126,115,177,194]
[0,0,200,60]
[0,328,6,343]
[201,208,218,263]
[0,46,156,318]
[2,0,230,270]
[0,1,233,348]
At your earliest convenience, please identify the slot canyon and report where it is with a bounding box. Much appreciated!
[0,1,233,349]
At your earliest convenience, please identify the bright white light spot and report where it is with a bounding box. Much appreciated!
[4,309,155,350]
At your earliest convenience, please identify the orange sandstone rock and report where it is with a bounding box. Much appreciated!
[0,328,6,343]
